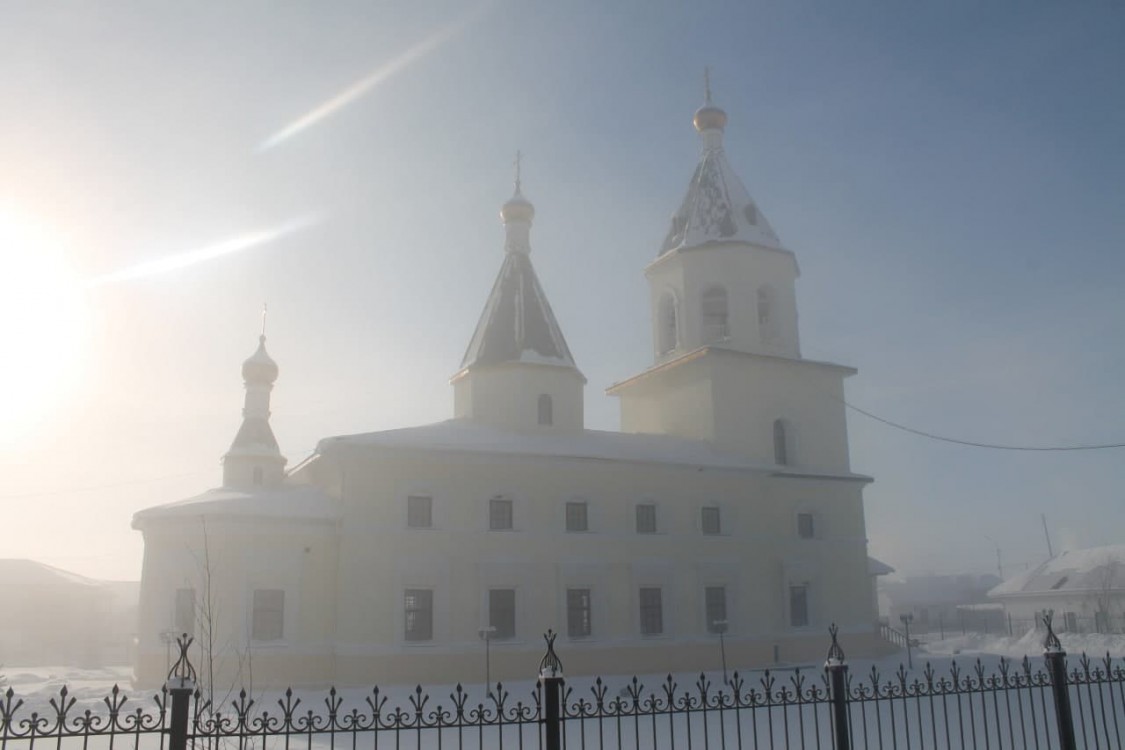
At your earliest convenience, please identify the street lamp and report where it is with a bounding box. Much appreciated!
[713,620,729,686]
[478,627,497,698]
[899,613,914,670]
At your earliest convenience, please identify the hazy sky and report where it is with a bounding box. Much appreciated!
[1,2,1122,582]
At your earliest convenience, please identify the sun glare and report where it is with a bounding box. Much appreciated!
[0,211,89,445]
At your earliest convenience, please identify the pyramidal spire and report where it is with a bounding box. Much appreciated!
[460,162,577,371]
[659,72,782,255]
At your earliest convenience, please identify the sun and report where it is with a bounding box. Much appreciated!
[0,211,89,445]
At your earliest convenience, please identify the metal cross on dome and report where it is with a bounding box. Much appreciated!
[514,150,522,193]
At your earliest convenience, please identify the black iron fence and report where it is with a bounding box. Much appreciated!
[3,615,1123,749]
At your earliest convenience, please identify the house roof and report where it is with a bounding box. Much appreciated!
[320,418,872,480]
[990,545,1125,598]
[132,485,337,525]
[0,559,101,587]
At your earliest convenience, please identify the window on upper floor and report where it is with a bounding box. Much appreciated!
[636,503,657,534]
[705,586,728,633]
[489,589,516,640]
[757,285,776,342]
[251,589,284,641]
[701,286,729,343]
[797,512,815,539]
[537,394,553,425]
[639,587,663,636]
[404,589,434,641]
[658,293,678,355]
[174,588,195,637]
[789,584,809,627]
[567,588,592,638]
[407,495,433,528]
[773,419,790,466]
[566,501,589,532]
[701,506,721,535]
[489,496,513,531]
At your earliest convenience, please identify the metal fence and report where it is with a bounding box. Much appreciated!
[3,615,1123,750]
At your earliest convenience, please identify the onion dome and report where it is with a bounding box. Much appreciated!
[242,335,279,384]
[500,188,535,224]
[693,103,728,133]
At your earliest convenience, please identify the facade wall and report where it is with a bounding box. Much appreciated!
[452,363,584,431]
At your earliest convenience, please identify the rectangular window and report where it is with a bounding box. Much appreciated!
[701,506,721,535]
[404,589,434,641]
[636,503,657,534]
[705,586,728,633]
[251,589,284,641]
[489,497,513,531]
[489,589,516,639]
[797,512,815,539]
[789,585,809,627]
[565,501,588,532]
[174,588,195,637]
[566,588,592,638]
[639,587,663,636]
[407,495,432,528]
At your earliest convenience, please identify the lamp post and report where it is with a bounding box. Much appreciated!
[713,619,729,686]
[478,626,496,697]
[899,613,914,670]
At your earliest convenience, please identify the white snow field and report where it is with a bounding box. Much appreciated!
[3,632,1124,749]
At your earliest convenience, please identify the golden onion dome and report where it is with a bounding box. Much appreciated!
[693,104,728,133]
[500,190,535,223]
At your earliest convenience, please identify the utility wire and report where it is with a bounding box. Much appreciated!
[844,400,1125,451]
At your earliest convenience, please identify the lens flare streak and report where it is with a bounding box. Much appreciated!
[84,214,323,287]
[257,4,489,152]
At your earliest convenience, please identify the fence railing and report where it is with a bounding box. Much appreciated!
[2,614,1122,749]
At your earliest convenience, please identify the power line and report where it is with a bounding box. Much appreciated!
[844,400,1125,451]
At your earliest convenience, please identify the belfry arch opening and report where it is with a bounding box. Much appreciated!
[701,285,729,343]
[658,292,678,355]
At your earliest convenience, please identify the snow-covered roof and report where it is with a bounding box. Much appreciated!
[868,557,895,576]
[0,559,101,588]
[459,248,578,371]
[132,485,337,525]
[659,121,782,256]
[320,418,871,480]
[990,545,1125,598]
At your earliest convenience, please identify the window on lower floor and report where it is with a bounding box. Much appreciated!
[797,512,815,539]
[639,587,663,636]
[407,495,433,528]
[567,588,592,638]
[789,585,809,627]
[404,589,434,641]
[705,586,728,633]
[489,497,513,530]
[489,589,516,639]
[251,589,284,641]
[701,506,721,535]
[174,588,195,637]
[566,501,589,532]
[636,503,657,534]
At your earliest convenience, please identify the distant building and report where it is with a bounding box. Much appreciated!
[879,573,1001,633]
[133,87,887,688]
[0,559,137,666]
[990,545,1125,634]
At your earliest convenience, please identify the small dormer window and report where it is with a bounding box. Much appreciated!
[538,394,553,425]
[658,293,678,354]
[701,286,729,343]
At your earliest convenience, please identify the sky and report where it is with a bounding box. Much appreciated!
[0,1,1122,582]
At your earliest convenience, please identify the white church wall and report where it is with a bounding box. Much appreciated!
[452,363,584,431]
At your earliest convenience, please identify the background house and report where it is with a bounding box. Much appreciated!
[989,545,1125,634]
[879,573,1001,634]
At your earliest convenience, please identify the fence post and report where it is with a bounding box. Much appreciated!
[1042,613,1077,750]
[825,624,851,750]
[538,630,564,750]
[165,635,197,750]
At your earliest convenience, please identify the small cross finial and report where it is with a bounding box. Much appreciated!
[261,303,268,338]
[704,66,712,104]
[514,150,522,193]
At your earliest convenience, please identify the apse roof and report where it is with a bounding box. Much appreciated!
[459,250,577,370]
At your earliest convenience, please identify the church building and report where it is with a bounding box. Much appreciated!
[133,88,885,688]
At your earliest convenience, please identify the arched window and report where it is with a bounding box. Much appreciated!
[773,419,789,466]
[757,285,775,342]
[658,293,678,354]
[252,466,264,486]
[537,394,553,425]
[701,285,729,343]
